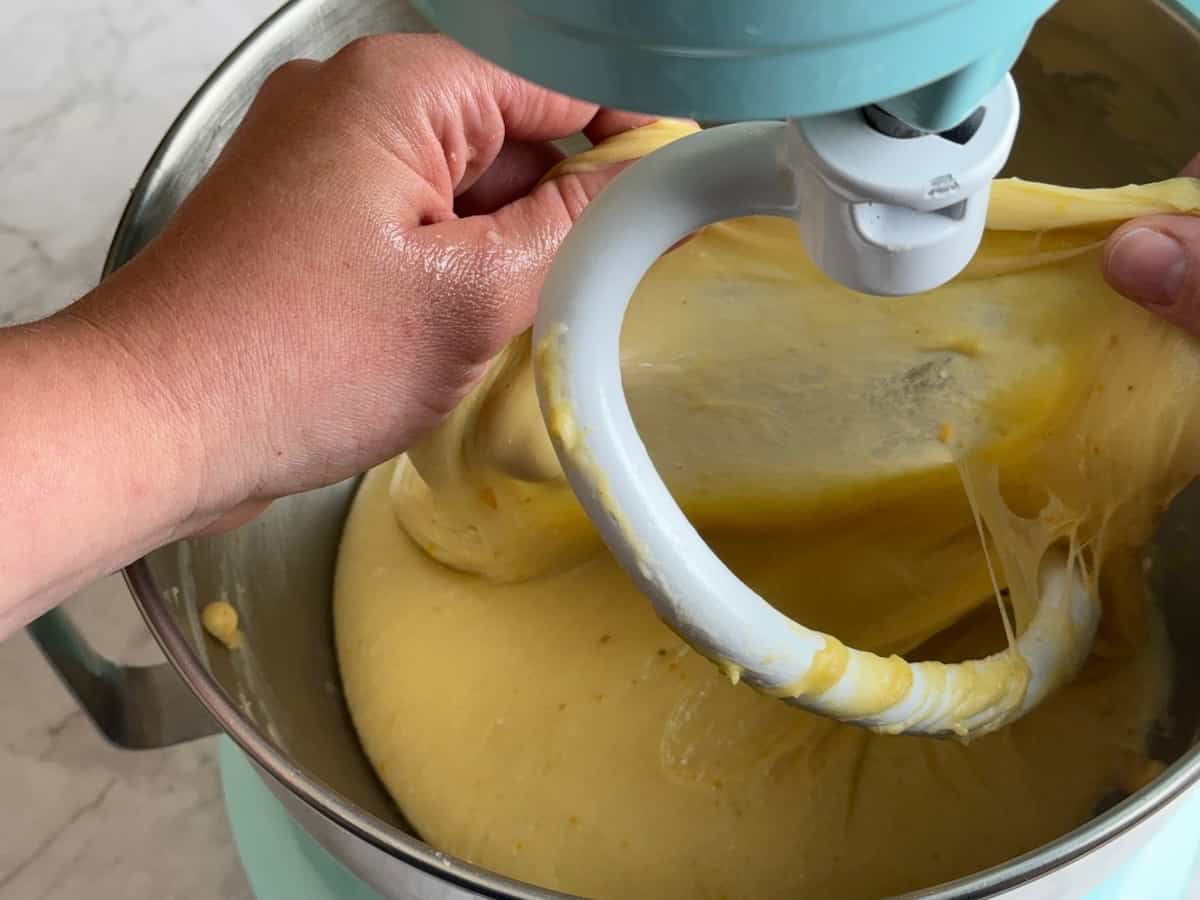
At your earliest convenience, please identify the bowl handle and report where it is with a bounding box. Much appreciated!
[27,604,219,749]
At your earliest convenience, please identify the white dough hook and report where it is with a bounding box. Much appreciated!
[532,77,1101,739]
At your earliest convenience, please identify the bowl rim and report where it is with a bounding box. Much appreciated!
[115,0,1200,897]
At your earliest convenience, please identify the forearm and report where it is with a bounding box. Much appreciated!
[0,276,209,638]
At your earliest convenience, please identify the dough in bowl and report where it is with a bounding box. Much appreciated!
[336,121,1200,899]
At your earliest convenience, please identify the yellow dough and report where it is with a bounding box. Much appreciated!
[201,599,241,650]
[335,122,1200,899]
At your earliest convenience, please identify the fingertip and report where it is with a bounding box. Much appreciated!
[1105,223,1185,304]
[1103,217,1200,333]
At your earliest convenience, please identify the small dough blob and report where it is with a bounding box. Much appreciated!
[201,599,241,650]
[336,122,1200,899]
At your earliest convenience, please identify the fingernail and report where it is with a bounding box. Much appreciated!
[1107,227,1188,308]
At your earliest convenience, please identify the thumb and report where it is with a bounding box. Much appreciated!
[1104,216,1200,335]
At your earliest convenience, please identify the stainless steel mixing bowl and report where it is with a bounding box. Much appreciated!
[29,0,1200,897]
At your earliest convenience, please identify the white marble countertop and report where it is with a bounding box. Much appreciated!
[0,1,280,896]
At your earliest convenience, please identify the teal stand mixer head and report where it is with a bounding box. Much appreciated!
[408,0,1056,131]
[409,0,1049,299]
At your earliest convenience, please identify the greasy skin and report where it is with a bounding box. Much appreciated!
[335,123,1200,898]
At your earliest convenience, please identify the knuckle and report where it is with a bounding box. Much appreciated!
[259,58,316,97]
[550,174,595,223]
[331,34,391,74]
[328,33,465,87]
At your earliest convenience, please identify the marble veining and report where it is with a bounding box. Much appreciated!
[0,1,278,897]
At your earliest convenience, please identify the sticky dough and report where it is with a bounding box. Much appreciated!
[336,121,1200,899]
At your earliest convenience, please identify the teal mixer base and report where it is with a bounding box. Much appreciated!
[219,738,383,900]
[220,736,1200,899]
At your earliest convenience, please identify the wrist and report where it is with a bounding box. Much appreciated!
[52,257,253,536]
[38,309,206,538]
[0,294,228,629]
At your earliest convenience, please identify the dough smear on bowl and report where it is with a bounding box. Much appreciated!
[335,121,1200,899]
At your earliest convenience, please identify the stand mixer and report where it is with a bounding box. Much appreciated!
[411,0,1095,737]
[24,2,1200,899]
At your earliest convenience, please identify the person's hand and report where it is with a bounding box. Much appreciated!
[62,34,652,535]
[1104,154,1200,334]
